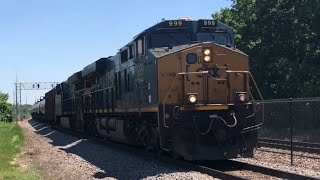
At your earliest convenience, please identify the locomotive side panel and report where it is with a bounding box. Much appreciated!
[142,51,158,106]
[157,50,184,104]
[108,51,159,111]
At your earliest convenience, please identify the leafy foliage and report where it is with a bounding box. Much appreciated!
[0,91,13,122]
[20,104,32,119]
[12,104,32,119]
[213,0,320,99]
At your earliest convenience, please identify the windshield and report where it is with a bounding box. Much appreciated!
[196,32,232,46]
[150,32,191,48]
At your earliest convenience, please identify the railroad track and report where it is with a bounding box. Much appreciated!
[258,137,320,154]
[31,120,319,179]
[201,160,319,180]
[48,123,244,179]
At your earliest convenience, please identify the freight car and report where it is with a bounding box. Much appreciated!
[30,98,46,121]
[32,18,263,160]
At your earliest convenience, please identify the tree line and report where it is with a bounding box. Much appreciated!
[0,92,12,122]
[0,91,33,122]
[213,0,320,99]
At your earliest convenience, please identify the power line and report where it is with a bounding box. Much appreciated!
[15,82,59,90]
[14,81,58,121]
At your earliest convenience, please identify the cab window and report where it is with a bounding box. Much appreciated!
[135,35,145,57]
[121,49,128,63]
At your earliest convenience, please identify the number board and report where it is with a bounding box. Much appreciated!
[163,20,186,28]
[198,20,218,27]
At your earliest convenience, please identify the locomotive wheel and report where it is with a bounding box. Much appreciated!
[171,150,183,160]
[86,118,99,137]
[170,138,183,160]
[138,126,159,152]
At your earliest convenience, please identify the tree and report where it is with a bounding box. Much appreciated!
[213,0,320,99]
[0,91,13,122]
[13,104,32,119]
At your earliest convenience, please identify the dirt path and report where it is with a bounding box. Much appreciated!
[18,120,111,180]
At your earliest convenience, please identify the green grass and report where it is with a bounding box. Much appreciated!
[0,122,38,180]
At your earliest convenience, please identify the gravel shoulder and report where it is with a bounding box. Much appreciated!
[234,147,320,178]
[18,119,216,180]
[19,119,319,180]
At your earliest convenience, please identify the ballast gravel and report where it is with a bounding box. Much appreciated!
[18,119,320,180]
[234,147,320,178]
[19,120,217,180]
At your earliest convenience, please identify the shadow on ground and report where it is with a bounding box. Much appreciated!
[28,119,190,180]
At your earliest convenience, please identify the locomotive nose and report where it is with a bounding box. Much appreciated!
[158,42,251,107]
[181,44,229,105]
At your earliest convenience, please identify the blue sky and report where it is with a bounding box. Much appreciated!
[0,0,232,104]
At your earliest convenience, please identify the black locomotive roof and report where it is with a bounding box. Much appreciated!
[66,19,236,83]
[124,19,235,54]
[150,43,200,58]
[67,57,114,84]
[134,19,233,39]
[149,42,248,59]
[67,71,82,84]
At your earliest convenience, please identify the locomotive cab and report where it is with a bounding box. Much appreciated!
[149,20,263,160]
[155,41,262,160]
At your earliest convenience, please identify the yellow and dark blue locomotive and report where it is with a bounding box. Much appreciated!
[32,19,263,160]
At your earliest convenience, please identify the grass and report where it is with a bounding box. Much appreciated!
[0,122,38,180]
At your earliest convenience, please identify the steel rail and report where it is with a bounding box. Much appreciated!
[227,160,320,180]
[258,138,320,154]
[202,160,319,180]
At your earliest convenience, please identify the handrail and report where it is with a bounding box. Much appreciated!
[226,70,265,131]
[248,72,264,101]
[225,70,264,101]
[162,70,265,129]
[162,71,231,128]
[177,71,209,75]
[162,73,180,128]
[165,70,264,102]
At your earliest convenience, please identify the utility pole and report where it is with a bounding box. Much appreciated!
[19,83,22,121]
[15,82,18,122]
[13,90,16,123]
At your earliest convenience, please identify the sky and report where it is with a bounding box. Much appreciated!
[0,0,232,104]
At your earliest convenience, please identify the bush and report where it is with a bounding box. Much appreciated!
[0,91,13,122]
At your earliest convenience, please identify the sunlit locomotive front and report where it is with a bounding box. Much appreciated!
[35,18,263,161]
[150,19,263,160]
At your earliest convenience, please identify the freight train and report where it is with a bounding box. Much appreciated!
[31,18,263,160]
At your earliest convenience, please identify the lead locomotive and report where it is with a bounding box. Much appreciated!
[31,18,263,160]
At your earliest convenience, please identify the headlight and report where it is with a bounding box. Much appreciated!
[239,94,246,102]
[188,95,197,103]
[204,56,211,62]
[204,49,211,55]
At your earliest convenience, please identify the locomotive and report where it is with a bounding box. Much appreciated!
[31,18,263,160]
